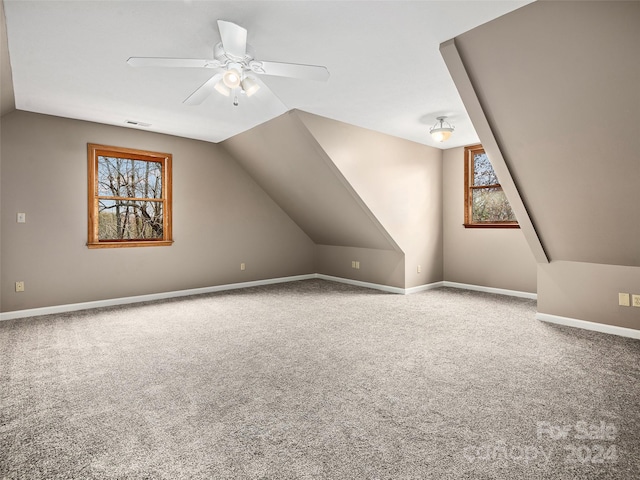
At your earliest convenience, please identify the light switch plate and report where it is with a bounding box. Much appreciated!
[618,293,630,306]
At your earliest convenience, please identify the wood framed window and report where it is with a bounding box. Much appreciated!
[464,144,518,228]
[88,144,173,248]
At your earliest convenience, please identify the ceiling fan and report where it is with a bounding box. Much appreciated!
[127,20,329,106]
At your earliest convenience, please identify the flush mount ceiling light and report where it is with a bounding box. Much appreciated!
[430,116,455,142]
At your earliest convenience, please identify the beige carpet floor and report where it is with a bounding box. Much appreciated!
[1,279,639,479]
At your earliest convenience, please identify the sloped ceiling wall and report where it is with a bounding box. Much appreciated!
[453,0,640,267]
[221,111,400,253]
[296,111,443,288]
[1,0,15,116]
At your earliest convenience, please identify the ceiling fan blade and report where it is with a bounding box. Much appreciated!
[127,57,222,69]
[217,20,247,59]
[250,60,329,81]
[183,73,223,105]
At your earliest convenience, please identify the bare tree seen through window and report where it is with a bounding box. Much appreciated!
[464,145,518,228]
[97,156,163,240]
[87,144,172,248]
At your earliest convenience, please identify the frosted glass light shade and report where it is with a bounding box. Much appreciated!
[214,81,231,97]
[241,77,260,97]
[431,129,453,142]
[430,116,454,142]
[222,69,242,88]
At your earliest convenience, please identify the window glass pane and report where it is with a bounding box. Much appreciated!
[98,199,163,240]
[472,187,517,222]
[473,152,499,186]
[98,156,162,199]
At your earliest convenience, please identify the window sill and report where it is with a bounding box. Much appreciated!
[87,240,174,249]
[463,223,520,229]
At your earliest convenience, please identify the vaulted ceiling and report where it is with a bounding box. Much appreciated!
[1,0,532,148]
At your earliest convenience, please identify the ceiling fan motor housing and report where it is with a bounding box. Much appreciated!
[214,42,256,67]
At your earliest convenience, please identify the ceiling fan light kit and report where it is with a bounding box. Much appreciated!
[430,116,455,142]
[241,76,260,97]
[127,19,329,107]
[222,67,242,89]
[214,81,231,97]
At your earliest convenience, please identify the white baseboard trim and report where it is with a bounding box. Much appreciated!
[315,276,446,296]
[404,281,446,295]
[315,274,406,294]
[537,312,640,340]
[0,274,537,322]
[442,281,537,300]
[0,274,317,322]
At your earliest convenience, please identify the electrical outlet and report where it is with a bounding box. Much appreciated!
[632,294,640,308]
[417,265,421,273]
[619,293,630,306]
[355,261,360,270]
[240,263,246,271]
[17,213,26,223]
[15,281,25,292]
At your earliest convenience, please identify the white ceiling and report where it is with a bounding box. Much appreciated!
[3,0,532,148]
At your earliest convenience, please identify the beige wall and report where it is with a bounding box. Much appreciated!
[9,111,635,326]
[3,109,530,315]
[297,111,443,288]
[1,111,315,312]
[315,246,405,288]
[448,0,639,329]
[538,262,640,330]
[454,0,640,267]
[222,111,414,288]
[443,147,537,293]
[0,1,11,313]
